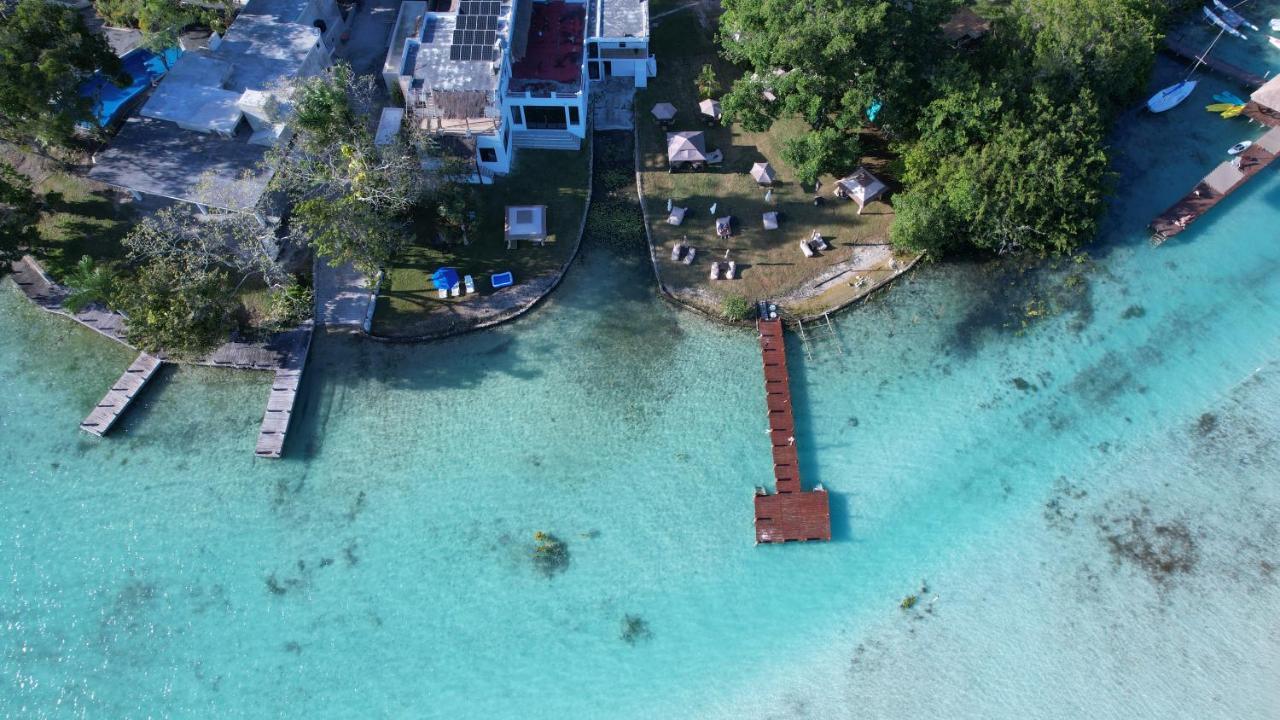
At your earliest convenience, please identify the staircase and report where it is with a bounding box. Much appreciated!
[513,129,581,150]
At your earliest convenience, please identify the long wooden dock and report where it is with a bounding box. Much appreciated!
[254,322,313,459]
[1151,125,1280,242]
[753,302,831,544]
[80,353,163,436]
[1162,36,1267,89]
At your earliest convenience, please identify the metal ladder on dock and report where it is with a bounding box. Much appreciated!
[795,318,815,362]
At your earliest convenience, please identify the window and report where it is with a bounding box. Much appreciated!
[511,105,523,125]
[568,106,579,126]
[503,124,510,150]
[587,42,598,58]
[480,147,497,163]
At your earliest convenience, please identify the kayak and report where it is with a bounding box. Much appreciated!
[1148,79,1198,112]
[1213,0,1260,32]
[1205,7,1248,39]
[1221,104,1244,118]
[1228,140,1253,155]
[1214,91,1246,105]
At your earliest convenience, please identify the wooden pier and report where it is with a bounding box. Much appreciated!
[80,353,163,436]
[753,302,831,544]
[1162,36,1267,89]
[254,323,313,459]
[1151,126,1280,242]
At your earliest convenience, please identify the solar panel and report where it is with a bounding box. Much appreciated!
[449,0,502,63]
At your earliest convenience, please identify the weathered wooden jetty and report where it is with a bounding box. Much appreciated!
[1162,36,1267,89]
[254,323,313,459]
[1151,75,1280,243]
[80,353,163,436]
[753,302,831,544]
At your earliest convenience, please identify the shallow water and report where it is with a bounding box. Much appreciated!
[4,50,1280,720]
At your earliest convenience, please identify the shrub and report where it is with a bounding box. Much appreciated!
[721,295,753,322]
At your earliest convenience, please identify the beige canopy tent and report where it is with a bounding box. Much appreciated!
[505,205,547,248]
[666,131,708,165]
[651,102,677,121]
[834,167,887,214]
[698,98,721,121]
[750,161,777,185]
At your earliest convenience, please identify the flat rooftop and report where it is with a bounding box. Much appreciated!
[593,0,648,39]
[411,0,515,95]
[89,117,273,210]
[510,1,584,89]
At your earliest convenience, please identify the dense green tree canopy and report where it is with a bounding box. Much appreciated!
[0,161,39,263]
[0,0,124,148]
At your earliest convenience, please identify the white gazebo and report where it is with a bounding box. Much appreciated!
[505,205,547,248]
[750,161,776,186]
[698,98,721,121]
[834,167,887,214]
[666,131,707,167]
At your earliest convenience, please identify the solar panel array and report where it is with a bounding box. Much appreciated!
[450,0,501,61]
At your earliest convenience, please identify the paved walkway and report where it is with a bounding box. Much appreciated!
[314,259,373,328]
[593,78,635,131]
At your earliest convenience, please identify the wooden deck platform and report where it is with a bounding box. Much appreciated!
[80,353,163,436]
[1151,126,1280,243]
[753,302,831,544]
[1162,36,1267,89]
[254,322,314,459]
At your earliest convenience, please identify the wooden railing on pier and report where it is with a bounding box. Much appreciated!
[254,323,313,459]
[80,353,163,436]
[753,302,831,544]
[1151,126,1280,242]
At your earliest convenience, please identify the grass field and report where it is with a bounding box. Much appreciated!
[372,147,590,336]
[637,7,912,315]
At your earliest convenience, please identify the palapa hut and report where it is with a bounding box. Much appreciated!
[834,167,887,214]
[698,98,721,122]
[666,131,707,169]
[504,205,547,248]
[750,161,777,186]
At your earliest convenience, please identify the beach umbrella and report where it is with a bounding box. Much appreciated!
[431,267,459,290]
[651,102,677,121]
[750,162,777,185]
[698,98,721,120]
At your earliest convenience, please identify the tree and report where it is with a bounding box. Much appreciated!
[0,161,39,263]
[695,64,720,98]
[63,255,118,312]
[0,0,125,148]
[123,206,285,290]
[113,253,233,356]
[292,195,406,275]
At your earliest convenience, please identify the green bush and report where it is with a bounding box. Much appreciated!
[267,281,313,328]
[721,295,753,322]
[62,255,117,313]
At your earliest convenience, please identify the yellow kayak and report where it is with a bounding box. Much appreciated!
[1221,105,1244,118]
[1206,102,1243,112]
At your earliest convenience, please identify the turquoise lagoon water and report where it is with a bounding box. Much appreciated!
[5,73,1280,720]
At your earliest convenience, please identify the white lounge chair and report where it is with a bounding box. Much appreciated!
[799,240,815,258]
[438,287,448,299]
[726,261,737,279]
[710,261,721,280]
[763,211,779,230]
[450,283,461,297]
[683,247,697,265]
[671,243,684,261]
[464,274,476,294]
[667,206,687,226]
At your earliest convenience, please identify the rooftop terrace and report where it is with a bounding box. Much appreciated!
[510,1,585,90]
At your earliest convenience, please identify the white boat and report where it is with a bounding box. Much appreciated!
[1272,17,1280,31]
[1148,79,1198,112]
[1228,140,1253,155]
[1270,36,1280,49]
[1213,0,1259,32]
[1205,7,1248,39]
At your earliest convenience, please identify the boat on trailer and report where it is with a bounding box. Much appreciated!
[1204,7,1248,39]
[1148,79,1198,113]
[1212,0,1260,32]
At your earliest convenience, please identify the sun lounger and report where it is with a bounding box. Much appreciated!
[491,271,514,289]
[763,211,778,230]
[464,274,476,294]
[450,283,461,297]
[667,206,686,225]
[727,261,736,279]
[799,240,815,258]
[710,261,721,280]
[706,149,724,165]
[671,242,684,261]
[683,247,696,265]
[438,287,448,299]
[716,216,732,238]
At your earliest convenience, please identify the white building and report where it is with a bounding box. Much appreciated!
[384,0,652,179]
[90,0,349,212]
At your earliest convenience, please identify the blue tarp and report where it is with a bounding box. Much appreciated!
[80,47,182,128]
[432,267,460,289]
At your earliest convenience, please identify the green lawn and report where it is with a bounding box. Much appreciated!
[638,9,912,314]
[29,167,134,280]
[372,147,590,336]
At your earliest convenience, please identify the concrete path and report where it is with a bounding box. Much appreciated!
[314,259,372,328]
[592,78,635,131]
